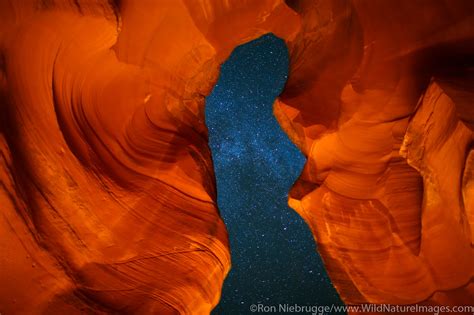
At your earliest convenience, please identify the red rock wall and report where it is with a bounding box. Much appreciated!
[0,0,472,314]
[280,0,474,307]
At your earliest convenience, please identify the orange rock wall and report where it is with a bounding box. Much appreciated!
[280,0,474,306]
[0,0,473,314]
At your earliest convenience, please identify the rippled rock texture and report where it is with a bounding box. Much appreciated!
[0,0,473,314]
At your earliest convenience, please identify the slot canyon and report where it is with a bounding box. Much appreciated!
[0,0,473,314]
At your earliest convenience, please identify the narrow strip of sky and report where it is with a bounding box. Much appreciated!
[205,34,343,314]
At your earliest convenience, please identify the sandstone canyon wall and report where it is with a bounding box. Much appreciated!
[0,0,473,314]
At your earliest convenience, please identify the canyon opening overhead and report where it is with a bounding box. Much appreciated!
[0,0,473,314]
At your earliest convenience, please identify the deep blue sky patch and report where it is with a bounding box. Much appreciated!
[206,33,342,314]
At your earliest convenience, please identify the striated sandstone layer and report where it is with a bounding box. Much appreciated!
[281,0,474,308]
[0,0,473,314]
[0,1,299,314]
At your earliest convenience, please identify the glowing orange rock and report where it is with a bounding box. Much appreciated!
[280,0,474,309]
[0,0,298,313]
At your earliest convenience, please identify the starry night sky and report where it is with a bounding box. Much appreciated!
[206,34,343,314]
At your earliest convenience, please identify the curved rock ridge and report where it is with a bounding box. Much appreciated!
[0,1,299,314]
[0,0,473,314]
[280,0,474,307]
